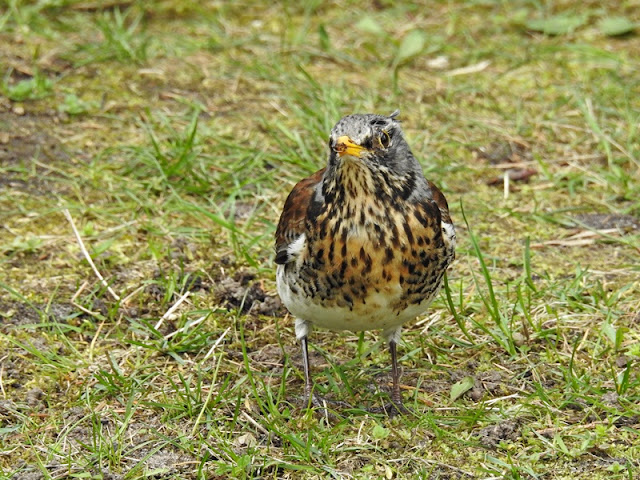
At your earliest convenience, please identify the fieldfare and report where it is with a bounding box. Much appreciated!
[275,111,456,413]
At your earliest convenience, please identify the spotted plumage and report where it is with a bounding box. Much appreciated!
[275,112,455,412]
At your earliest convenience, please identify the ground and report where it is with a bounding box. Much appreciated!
[1,1,639,479]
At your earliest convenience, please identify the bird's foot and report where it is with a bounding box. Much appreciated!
[301,391,352,420]
[369,396,413,417]
[303,391,326,409]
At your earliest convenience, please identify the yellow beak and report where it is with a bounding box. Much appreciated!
[334,135,366,158]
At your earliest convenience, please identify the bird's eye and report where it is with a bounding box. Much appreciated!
[378,130,391,149]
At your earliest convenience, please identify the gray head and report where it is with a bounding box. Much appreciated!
[327,111,419,176]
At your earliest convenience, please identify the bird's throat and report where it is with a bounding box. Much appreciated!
[322,159,391,235]
[334,158,375,199]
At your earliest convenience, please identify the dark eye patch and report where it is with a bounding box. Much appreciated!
[370,119,387,127]
[362,136,374,149]
[378,130,391,148]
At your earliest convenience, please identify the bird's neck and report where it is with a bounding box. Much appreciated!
[323,159,376,206]
[323,158,418,209]
[319,160,419,242]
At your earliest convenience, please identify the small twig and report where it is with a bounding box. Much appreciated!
[154,291,191,330]
[0,356,6,399]
[202,326,231,361]
[120,285,146,306]
[89,318,106,361]
[70,278,106,318]
[70,281,89,304]
[503,170,510,200]
[63,209,120,301]
[445,60,490,77]
[416,311,441,333]
[71,301,103,318]
[485,393,522,405]
[530,228,620,248]
[190,332,230,437]
[164,314,207,340]
[241,411,270,435]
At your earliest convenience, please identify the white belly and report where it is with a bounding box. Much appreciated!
[276,264,436,333]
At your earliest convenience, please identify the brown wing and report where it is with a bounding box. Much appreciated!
[274,168,325,265]
[427,179,452,224]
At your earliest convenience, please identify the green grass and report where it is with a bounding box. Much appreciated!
[1,1,639,479]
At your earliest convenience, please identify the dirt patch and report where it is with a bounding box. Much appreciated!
[0,301,77,331]
[0,111,69,163]
[568,454,637,475]
[467,370,504,401]
[0,356,31,391]
[474,140,532,164]
[447,366,509,402]
[569,213,640,231]
[25,387,46,407]
[0,399,24,430]
[251,343,290,367]
[476,418,522,448]
[288,344,325,370]
[486,167,537,186]
[215,270,282,316]
[144,269,208,300]
[144,448,197,475]
[0,301,41,328]
[12,473,44,480]
[474,140,538,187]
[0,111,72,197]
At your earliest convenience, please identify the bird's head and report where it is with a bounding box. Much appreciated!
[327,111,415,174]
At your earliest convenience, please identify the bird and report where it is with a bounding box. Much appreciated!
[274,111,456,413]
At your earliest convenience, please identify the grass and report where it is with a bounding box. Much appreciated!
[1,0,639,478]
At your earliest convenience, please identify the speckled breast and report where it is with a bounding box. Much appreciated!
[277,195,455,331]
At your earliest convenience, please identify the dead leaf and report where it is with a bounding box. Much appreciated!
[487,168,537,185]
[531,228,621,248]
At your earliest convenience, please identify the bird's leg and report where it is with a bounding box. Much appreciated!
[298,335,350,416]
[365,327,410,416]
[300,336,313,402]
[367,336,411,416]
[389,339,403,406]
[295,320,351,415]
[369,336,411,416]
[296,319,318,407]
